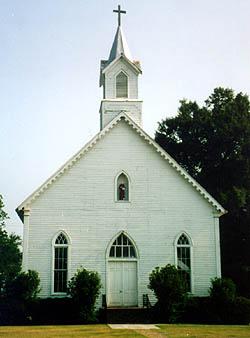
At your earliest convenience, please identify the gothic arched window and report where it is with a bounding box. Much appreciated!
[53,232,68,293]
[116,173,129,201]
[109,233,136,258]
[176,233,192,292]
[116,71,128,98]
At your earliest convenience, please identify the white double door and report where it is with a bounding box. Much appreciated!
[108,261,137,307]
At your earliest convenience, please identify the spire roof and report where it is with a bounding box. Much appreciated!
[108,26,132,63]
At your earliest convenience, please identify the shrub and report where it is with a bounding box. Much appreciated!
[148,264,187,322]
[232,296,250,324]
[209,277,236,303]
[31,297,77,325]
[68,267,101,322]
[0,270,40,325]
[208,277,237,323]
[180,297,212,324]
[8,270,40,301]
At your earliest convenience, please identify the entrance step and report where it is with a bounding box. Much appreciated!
[106,307,153,324]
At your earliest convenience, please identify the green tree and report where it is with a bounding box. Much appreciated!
[155,88,250,296]
[0,195,21,296]
[68,267,101,322]
[148,264,187,322]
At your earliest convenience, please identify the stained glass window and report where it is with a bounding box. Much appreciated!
[117,173,129,201]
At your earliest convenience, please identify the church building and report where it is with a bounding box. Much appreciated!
[16,7,226,308]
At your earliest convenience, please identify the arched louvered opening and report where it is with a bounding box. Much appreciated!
[53,232,68,293]
[109,233,137,258]
[116,173,129,201]
[176,233,192,292]
[116,71,128,98]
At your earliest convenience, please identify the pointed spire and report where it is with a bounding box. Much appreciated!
[108,26,132,64]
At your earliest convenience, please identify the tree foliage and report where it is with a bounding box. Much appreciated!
[0,194,21,296]
[155,87,250,296]
[7,270,41,301]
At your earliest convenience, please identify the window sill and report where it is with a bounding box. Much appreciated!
[51,292,68,297]
[115,200,131,203]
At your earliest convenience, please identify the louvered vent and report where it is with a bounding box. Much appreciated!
[116,71,128,98]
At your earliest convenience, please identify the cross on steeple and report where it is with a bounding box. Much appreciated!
[113,5,126,27]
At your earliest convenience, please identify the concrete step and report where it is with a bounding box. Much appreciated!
[106,307,153,324]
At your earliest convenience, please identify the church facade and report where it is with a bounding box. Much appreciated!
[17,9,226,308]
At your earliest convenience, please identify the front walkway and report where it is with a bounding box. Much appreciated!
[108,324,159,329]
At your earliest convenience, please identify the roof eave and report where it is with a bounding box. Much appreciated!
[102,55,142,75]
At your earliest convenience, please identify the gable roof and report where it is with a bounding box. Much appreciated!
[16,112,226,220]
[102,54,142,75]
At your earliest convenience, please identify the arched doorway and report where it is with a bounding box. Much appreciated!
[107,232,138,307]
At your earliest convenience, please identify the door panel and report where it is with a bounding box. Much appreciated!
[108,261,137,307]
[123,261,137,306]
[108,262,123,306]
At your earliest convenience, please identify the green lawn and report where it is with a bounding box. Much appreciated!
[0,325,141,338]
[157,324,250,337]
[0,324,249,338]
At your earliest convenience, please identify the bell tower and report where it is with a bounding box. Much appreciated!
[99,5,143,130]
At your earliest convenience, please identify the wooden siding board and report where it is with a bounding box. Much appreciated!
[25,121,220,300]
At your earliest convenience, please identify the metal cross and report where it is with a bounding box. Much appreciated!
[113,5,126,27]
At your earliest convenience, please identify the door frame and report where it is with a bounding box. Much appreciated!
[105,231,139,307]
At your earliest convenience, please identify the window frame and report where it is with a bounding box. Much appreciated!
[115,70,129,98]
[51,231,71,296]
[106,231,139,262]
[109,232,137,259]
[115,171,131,203]
[174,232,193,293]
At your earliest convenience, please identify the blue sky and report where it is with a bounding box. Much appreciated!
[1,0,250,235]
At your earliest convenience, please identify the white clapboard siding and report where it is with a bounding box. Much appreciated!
[25,120,220,307]
[105,58,138,99]
[100,57,142,129]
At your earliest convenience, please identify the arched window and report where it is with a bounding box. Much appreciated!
[53,232,68,293]
[116,71,128,98]
[116,173,129,201]
[109,233,136,258]
[176,233,191,292]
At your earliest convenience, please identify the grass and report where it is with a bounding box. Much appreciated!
[0,324,249,338]
[0,325,142,338]
[157,324,250,337]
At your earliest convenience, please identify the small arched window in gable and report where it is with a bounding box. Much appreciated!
[176,233,191,292]
[53,232,68,293]
[117,173,129,201]
[109,233,136,258]
[116,71,128,98]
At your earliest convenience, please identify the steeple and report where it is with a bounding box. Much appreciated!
[99,6,142,130]
[108,26,132,64]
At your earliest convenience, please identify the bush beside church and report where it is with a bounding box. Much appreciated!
[0,265,250,325]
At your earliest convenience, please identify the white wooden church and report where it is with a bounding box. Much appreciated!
[17,7,226,308]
